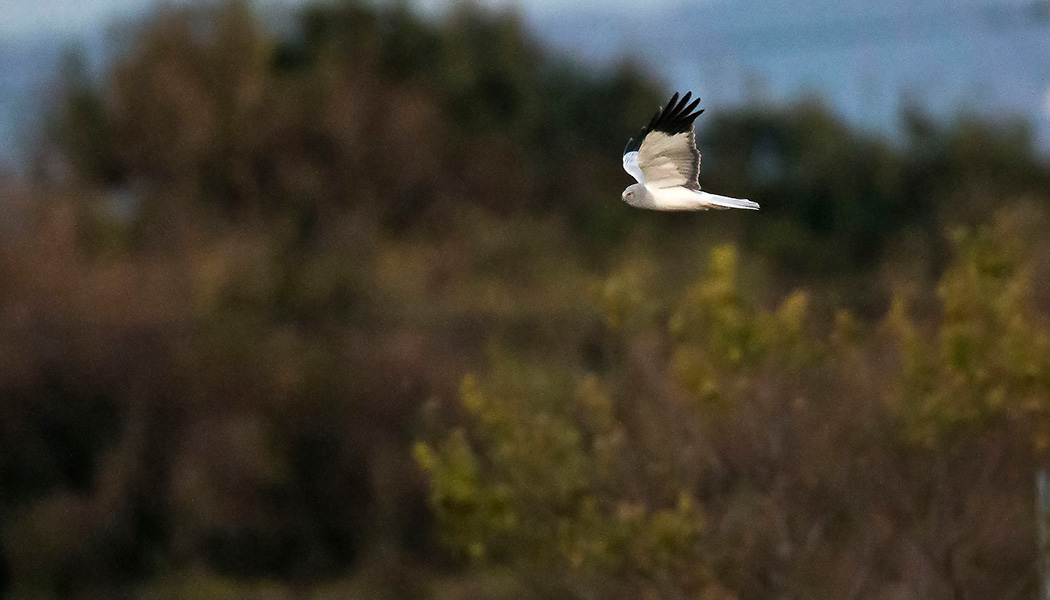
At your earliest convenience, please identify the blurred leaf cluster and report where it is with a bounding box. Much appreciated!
[416,365,708,596]
[48,0,660,237]
[1,0,1049,598]
[703,102,1050,274]
[889,209,1050,447]
[421,217,1050,598]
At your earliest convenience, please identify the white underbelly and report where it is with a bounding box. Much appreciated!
[643,186,758,211]
[645,185,708,211]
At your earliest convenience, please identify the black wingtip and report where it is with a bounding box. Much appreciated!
[676,91,692,115]
[627,91,705,152]
[683,95,702,117]
[648,91,704,135]
[666,91,680,110]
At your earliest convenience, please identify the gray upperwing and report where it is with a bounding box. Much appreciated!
[638,128,701,191]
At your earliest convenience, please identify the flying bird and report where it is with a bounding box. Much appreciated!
[622,92,758,211]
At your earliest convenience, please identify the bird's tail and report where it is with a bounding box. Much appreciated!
[698,192,760,210]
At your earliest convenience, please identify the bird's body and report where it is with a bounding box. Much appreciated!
[622,91,758,211]
[622,183,759,211]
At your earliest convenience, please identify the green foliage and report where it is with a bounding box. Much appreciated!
[419,230,1050,597]
[418,246,821,594]
[888,212,1050,447]
[670,246,814,392]
[416,360,708,595]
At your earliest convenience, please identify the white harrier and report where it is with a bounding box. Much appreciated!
[622,92,758,211]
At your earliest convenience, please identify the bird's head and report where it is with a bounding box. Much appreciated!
[622,184,645,206]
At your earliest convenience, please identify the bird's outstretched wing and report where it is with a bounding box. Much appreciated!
[622,92,704,190]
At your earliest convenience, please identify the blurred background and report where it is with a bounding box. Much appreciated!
[1,0,1050,598]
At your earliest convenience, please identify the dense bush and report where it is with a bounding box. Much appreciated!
[419,213,1050,598]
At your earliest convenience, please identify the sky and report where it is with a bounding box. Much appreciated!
[534,0,1050,143]
[0,0,154,38]
[1,0,1049,170]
